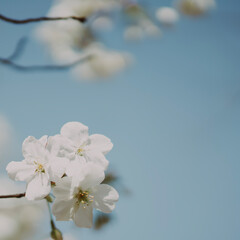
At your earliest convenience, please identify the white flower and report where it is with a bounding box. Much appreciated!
[48,121,113,171]
[35,0,119,64]
[92,16,113,31]
[72,44,132,80]
[156,7,179,25]
[52,163,119,228]
[35,0,131,80]
[6,136,69,200]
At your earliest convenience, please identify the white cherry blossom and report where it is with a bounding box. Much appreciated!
[6,136,69,200]
[156,7,179,25]
[72,44,132,80]
[52,163,119,228]
[48,121,113,171]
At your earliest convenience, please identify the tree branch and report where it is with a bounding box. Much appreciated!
[0,193,25,199]
[0,14,86,24]
[0,55,91,72]
[8,37,28,61]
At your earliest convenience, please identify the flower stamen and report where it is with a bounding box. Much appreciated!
[34,161,45,173]
[76,148,84,156]
[74,189,94,208]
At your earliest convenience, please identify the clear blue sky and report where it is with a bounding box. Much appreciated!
[1,0,240,239]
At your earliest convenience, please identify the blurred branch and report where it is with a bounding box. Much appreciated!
[0,14,86,24]
[0,37,91,72]
[8,37,28,61]
[0,192,25,199]
[0,55,91,71]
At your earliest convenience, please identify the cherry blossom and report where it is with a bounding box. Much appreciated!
[6,136,69,200]
[52,163,119,228]
[48,121,113,171]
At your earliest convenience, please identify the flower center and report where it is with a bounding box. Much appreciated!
[74,189,94,208]
[76,148,84,156]
[34,161,45,173]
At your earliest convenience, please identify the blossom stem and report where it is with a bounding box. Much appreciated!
[0,192,26,199]
[47,200,54,221]
[0,14,86,24]
[46,200,63,240]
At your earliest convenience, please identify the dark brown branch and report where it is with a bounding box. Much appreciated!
[0,55,91,72]
[0,14,86,24]
[0,192,25,199]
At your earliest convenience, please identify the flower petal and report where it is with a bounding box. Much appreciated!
[84,150,109,170]
[88,134,113,155]
[65,159,86,178]
[75,163,105,190]
[53,176,73,200]
[49,157,69,181]
[39,135,48,147]
[73,205,93,228]
[47,135,76,160]
[6,160,35,182]
[52,199,75,221]
[60,122,89,146]
[22,136,46,160]
[25,173,51,200]
[92,184,119,213]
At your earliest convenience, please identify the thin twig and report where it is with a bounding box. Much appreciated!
[0,55,91,72]
[8,37,28,61]
[0,14,86,24]
[0,192,26,199]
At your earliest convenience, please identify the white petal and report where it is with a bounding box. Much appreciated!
[65,159,86,178]
[60,122,89,146]
[25,173,51,200]
[75,163,105,190]
[39,135,48,147]
[88,134,113,155]
[6,160,35,182]
[84,150,109,170]
[73,205,93,228]
[22,136,46,159]
[47,135,75,160]
[53,176,73,200]
[52,199,75,221]
[49,157,69,181]
[92,184,119,213]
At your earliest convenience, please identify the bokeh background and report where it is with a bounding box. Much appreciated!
[1,0,240,239]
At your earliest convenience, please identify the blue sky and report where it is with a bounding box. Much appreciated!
[1,0,240,239]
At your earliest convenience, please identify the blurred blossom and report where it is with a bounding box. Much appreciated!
[92,16,114,31]
[35,0,133,80]
[35,0,120,56]
[176,0,216,16]
[156,7,179,25]
[124,25,144,41]
[0,176,45,240]
[72,43,132,80]
[124,4,161,40]
[0,115,14,167]
[0,214,18,240]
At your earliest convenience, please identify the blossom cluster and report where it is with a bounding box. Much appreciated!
[6,121,119,228]
[35,0,216,81]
